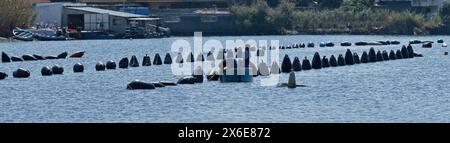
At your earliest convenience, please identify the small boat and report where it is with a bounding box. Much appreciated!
[442,43,448,47]
[33,33,68,41]
[31,28,71,41]
[437,39,444,43]
[70,51,85,58]
[12,28,33,41]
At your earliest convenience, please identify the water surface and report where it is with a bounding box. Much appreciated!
[0,35,449,122]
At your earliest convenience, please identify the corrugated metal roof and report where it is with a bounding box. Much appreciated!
[67,7,148,18]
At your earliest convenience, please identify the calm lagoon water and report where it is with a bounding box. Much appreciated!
[0,35,449,123]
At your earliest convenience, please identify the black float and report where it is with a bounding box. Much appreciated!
[302,57,312,70]
[176,53,184,63]
[0,72,7,80]
[52,65,64,74]
[368,47,376,62]
[401,45,409,58]
[292,57,302,71]
[33,54,46,60]
[95,62,106,71]
[312,52,322,69]
[57,52,68,59]
[389,50,396,60]
[2,52,11,63]
[142,54,151,66]
[13,68,30,78]
[361,51,369,63]
[382,50,389,61]
[73,63,84,72]
[11,56,23,62]
[127,80,156,90]
[130,55,139,67]
[353,53,360,64]
[41,66,53,76]
[22,54,37,61]
[119,57,129,68]
[164,53,173,64]
[396,50,403,59]
[177,76,196,84]
[321,56,330,67]
[153,53,162,65]
[344,49,354,65]
[193,66,204,83]
[376,51,384,61]
[337,54,345,66]
[407,44,414,58]
[329,55,338,67]
[106,60,116,69]
[187,52,194,62]
[281,55,292,73]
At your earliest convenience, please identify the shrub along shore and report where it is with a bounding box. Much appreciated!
[231,0,450,35]
[0,0,35,38]
[1,0,449,37]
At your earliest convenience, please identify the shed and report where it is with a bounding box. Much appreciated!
[63,6,149,35]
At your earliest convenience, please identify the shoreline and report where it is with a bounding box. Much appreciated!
[1,34,449,43]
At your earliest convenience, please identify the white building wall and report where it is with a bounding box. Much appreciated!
[34,3,87,27]
[34,3,64,26]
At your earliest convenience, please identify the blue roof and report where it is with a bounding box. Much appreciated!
[67,7,148,18]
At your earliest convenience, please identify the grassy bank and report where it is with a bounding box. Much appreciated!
[0,0,35,37]
[231,0,449,35]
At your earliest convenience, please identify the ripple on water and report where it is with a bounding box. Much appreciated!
[0,35,450,122]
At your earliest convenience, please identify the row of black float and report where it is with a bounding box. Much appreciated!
[276,44,420,74]
[0,45,422,90]
[0,51,85,79]
[127,44,423,90]
[1,51,84,63]
[272,40,402,50]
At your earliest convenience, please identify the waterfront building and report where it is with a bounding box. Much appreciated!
[78,0,234,35]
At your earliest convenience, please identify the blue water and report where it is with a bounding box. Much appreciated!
[0,35,449,123]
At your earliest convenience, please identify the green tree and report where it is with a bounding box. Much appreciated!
[275,0,296,32]
[316,0,343,9]
[341,0,375,12]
